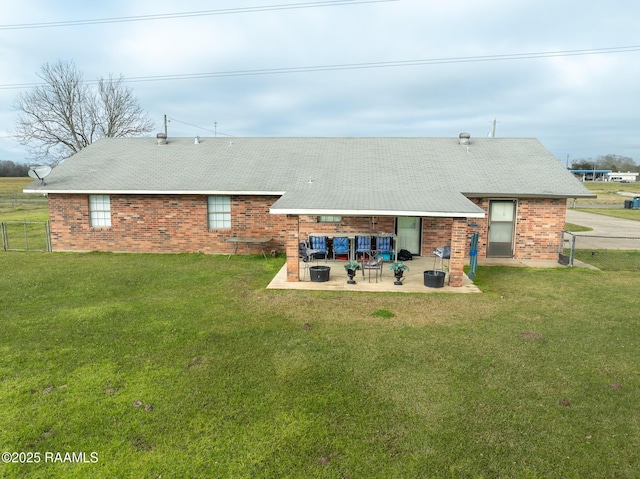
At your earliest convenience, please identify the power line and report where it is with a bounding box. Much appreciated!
[0,1,398,30]
[168,118,234,137]
[1,45,639,90]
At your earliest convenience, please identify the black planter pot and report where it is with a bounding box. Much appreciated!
[310,265,331,282]
[424,270,445,288]
[393,271,404,285]
[346,269,357,284]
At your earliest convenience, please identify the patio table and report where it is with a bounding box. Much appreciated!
[226,237,272,259]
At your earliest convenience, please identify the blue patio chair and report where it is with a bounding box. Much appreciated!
[309,236,328,262]
[355,236,372,261]
[376,236,393,261]
[332,236,350,260]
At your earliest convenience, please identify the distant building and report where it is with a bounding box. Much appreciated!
[569,169,612,182]
[606,171,639,182]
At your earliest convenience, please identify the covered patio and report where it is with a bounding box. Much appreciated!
[268,256,482,293]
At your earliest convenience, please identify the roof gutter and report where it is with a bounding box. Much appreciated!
[23,189,287,196]
[270,207,485,218]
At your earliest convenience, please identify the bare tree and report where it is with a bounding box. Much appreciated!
[96,74,155,138]
[13,60,154,165]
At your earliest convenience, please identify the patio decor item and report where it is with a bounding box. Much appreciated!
[424,270,446,288]
[344,260,361,284]
[389,261,409,285]
[309,265,331,282]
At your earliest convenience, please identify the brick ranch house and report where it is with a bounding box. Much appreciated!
[24,134,594,287]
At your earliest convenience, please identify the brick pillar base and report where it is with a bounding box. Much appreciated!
[448,218,468,287]
[285,215,300,282]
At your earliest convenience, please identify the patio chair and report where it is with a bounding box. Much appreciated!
[332,236,350,260]
[376,236,393,261]
[309,236,328,262]
[299,241,319,279]
[355,236,373,261]
[433,245,451,271]
[362,256,384,283]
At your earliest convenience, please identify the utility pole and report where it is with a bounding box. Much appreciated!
[488,118,497,138]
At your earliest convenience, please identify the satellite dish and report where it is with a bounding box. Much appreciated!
[28,165,52,185]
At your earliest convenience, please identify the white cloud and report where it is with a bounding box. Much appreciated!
[1,0,640,164]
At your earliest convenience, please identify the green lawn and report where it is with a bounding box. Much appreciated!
[1,252,639,478]
[0,177,49,222]
[577,208,640,222]
[572,181,640,205]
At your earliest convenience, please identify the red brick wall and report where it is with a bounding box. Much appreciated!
[467,197,567,260]
[48,194,288,254]
[513,198,567,259]
[299,216,396,237]
[48,195,567,266]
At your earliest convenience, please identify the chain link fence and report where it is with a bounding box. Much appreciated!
[1,221,51,252]
[563,232,640,271]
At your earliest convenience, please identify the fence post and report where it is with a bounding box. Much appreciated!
[569,233,576,267]
[46,221,51,252]
[23,221,29,251]
[1,222,6,251]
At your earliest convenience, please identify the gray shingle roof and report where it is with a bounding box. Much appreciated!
[24,136,594,217]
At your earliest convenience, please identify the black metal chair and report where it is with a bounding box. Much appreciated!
[362,255,383,282]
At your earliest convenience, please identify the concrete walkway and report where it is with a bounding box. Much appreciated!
[566,208,640,238]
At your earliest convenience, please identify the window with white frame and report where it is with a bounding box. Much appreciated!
[89,195,111,227]
[208,196,231,229]
[318,215,341,223]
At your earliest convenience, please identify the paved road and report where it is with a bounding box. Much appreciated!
[565,208,640,249]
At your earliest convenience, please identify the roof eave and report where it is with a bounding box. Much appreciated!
[270,207,485,218]
[23,189,286,196]
[463,192,598,199]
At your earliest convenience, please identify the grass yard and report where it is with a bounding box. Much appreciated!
[571,249,640,272]
[1,252,639,478]
[572,181,640,206]
[577,208,640,222]
[0,177,49,222]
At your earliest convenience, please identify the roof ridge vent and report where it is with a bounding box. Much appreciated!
[156,132,167,146]
[459,132,471,145]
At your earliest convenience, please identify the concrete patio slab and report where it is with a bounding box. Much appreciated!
[266,256,569,293]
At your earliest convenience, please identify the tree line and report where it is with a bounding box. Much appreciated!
[0,160,29,177]
[570,154,638,172]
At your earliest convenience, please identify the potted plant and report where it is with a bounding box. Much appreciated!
[344,259,361,284]
[389,261,409,285]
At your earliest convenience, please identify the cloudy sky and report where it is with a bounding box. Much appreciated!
[1,0,639,166]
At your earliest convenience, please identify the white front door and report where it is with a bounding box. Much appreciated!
[396,217,421,255]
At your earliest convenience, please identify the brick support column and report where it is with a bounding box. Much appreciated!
[448,218,468,287]
[285,215,301,282]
